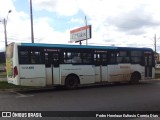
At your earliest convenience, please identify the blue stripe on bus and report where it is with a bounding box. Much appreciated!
[117,47,153,51]
[20,43,117,50]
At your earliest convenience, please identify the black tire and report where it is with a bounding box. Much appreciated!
[65,75,79,89]
[130,73,140,84]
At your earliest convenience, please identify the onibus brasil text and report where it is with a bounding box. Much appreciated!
[2,112,42,118]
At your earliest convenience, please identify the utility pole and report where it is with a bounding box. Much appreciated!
[154,34,156,53]
[3,19,7,51]
[85,16,88,45]
[0,10,12,52]
[30,0,34,43]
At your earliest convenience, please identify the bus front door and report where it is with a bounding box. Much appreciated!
[144,52,152,78]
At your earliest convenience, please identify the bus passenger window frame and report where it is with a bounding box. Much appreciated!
[130,51,143,64]
[108,51,116,64]
[30,51,42,64]
[116,51,130,63]
[19,50,30,64]
[18,47,43,65]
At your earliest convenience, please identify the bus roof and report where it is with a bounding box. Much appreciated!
[19,43,153,51]
[20,43,117,50]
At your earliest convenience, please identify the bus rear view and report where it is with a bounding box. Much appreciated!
[6,43,46,87]
[6,43,19,85]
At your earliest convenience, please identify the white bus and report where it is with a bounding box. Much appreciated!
[6,42,155,89]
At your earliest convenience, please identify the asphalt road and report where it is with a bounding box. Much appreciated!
[0,80,160,120]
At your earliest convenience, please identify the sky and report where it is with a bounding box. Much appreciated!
[0,0,160,52]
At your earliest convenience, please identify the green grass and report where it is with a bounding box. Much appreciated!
[0,62,6,78]
[0,81,32,90]
[0,81,17,89]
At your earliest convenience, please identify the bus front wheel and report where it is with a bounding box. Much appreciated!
[65,75,79,89]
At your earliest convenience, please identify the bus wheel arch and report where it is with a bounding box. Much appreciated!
[65,74,80,89]
[130,71,141,84]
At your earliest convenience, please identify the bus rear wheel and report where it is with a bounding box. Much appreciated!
[130,72,140,84]
[65,75,79,89]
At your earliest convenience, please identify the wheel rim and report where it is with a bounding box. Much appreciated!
[69,79,75,86]
[66,76,78,89]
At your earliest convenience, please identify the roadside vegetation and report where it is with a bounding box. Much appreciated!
[0,61,31,89]
[0,62,6,78]
[0,81,34,90]
[0,81,22,89]
[0,81,17,89]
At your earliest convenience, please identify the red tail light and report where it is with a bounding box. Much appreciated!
[14,66,18,78]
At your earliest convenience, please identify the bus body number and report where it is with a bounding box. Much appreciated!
[22,66,34,69]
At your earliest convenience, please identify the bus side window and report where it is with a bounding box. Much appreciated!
[131,51,142,64]
[94,53,100,65]
[108,52,116,64]
[82,53,92,64]
[30,51,42,64]
[64,52,72,63]
[117,51,130,63]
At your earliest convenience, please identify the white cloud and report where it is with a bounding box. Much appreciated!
[33,17,70,44]
[33,0,79,16]
[1,0,160,52]
[0,0,15,18]
[70,18,84,24]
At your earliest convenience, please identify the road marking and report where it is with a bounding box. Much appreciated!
[10,91,34,98]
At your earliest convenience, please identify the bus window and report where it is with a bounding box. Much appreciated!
[108,52,116,64]
[31,51,42,64]
[52,54,59,63]
[72,53,82,63]
[82,53,91,64]
[64,52,91,64]
[94,53,100,65]
[94,53,107,65]
[64,52,72,63]
[131,51,142,64]
[19,51,30,64]
[117,51,130,63]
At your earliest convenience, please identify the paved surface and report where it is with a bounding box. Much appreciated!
[0,80,160,120]
[0,78,6,81]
